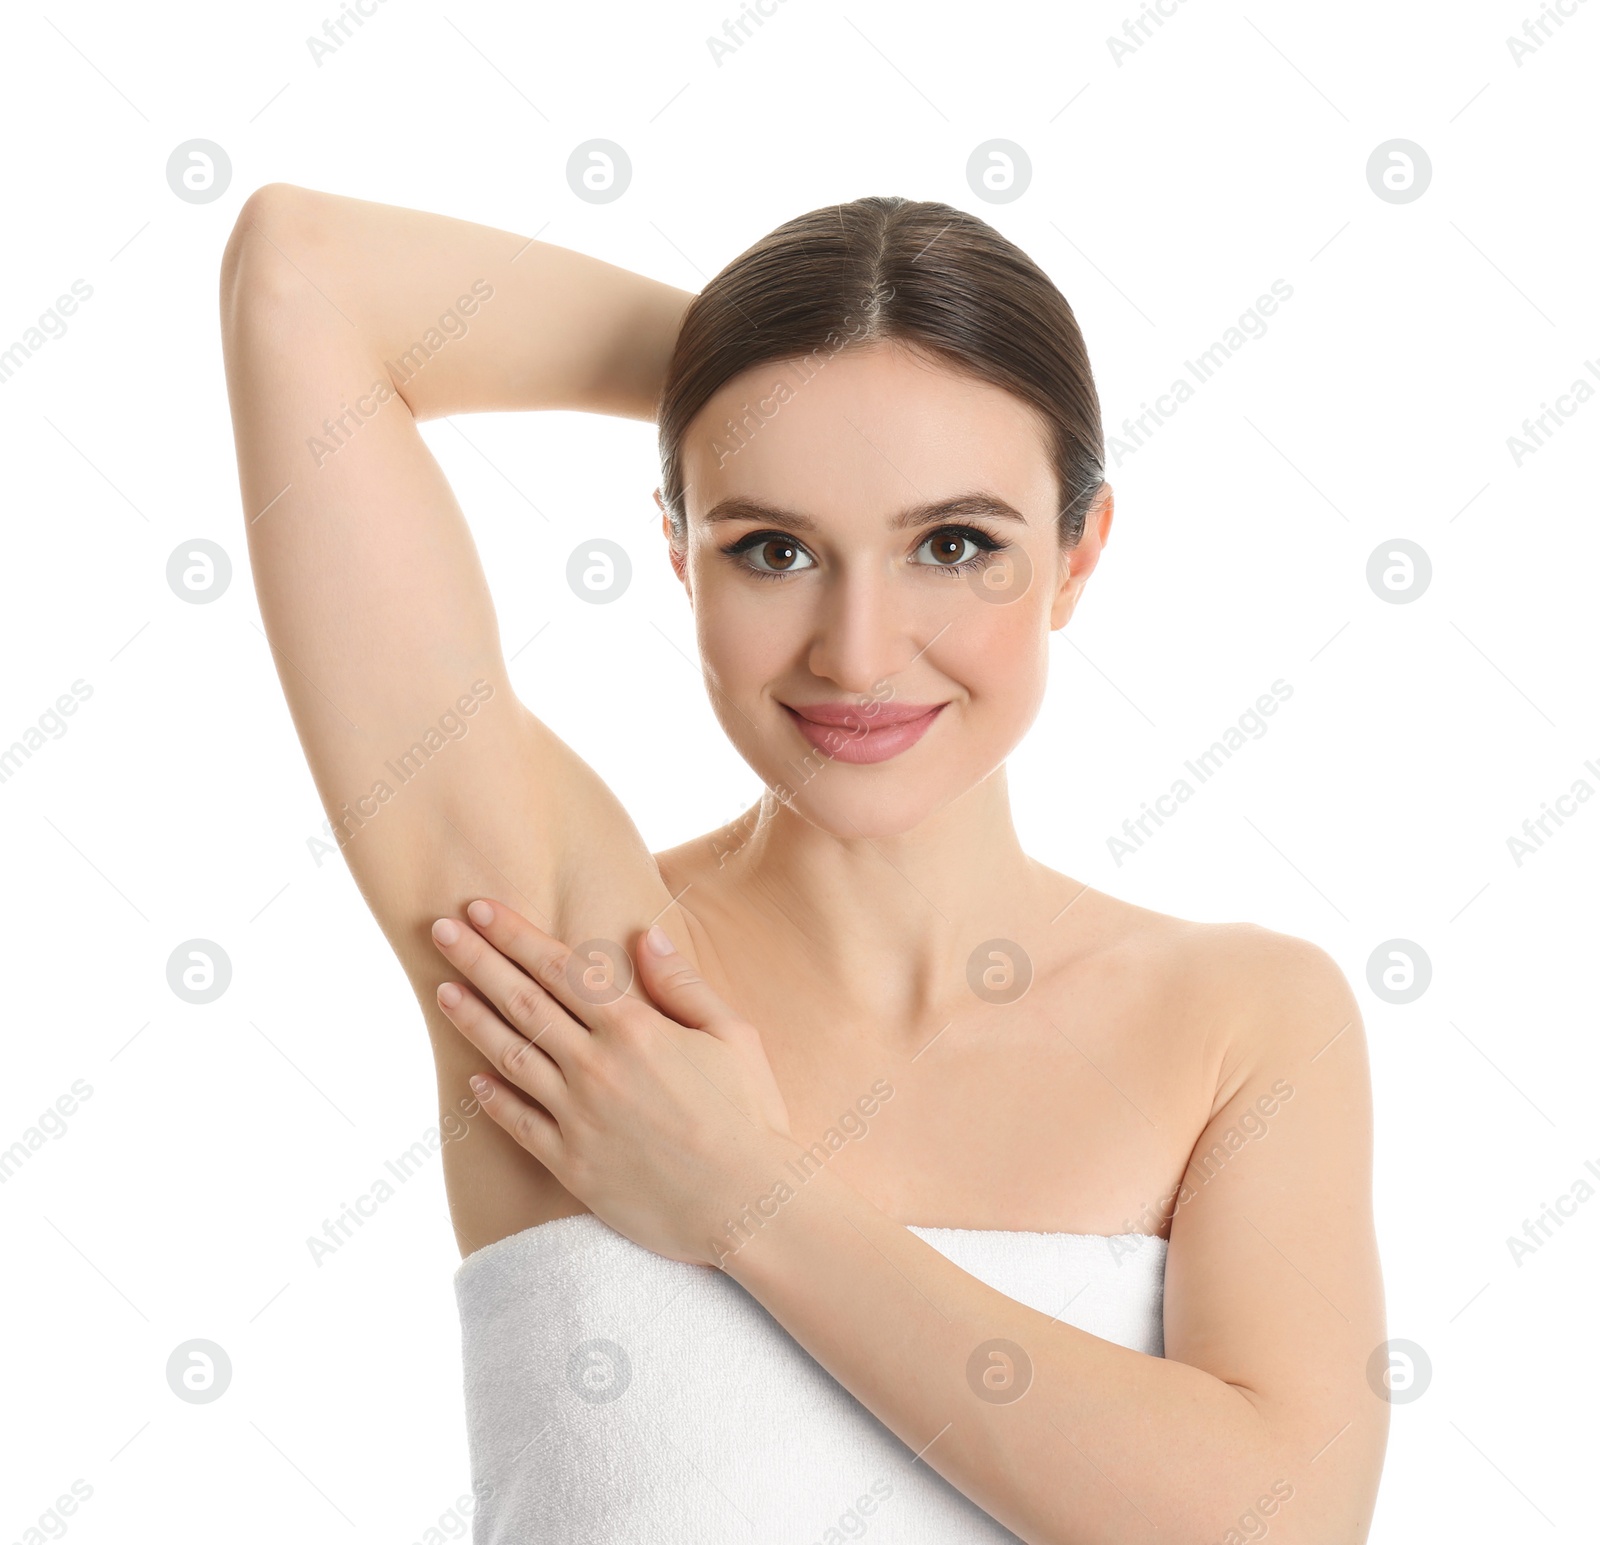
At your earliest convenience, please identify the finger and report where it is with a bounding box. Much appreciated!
[431,915,590,1068]
[437,979,568,1116]
[637,924,740,1037]
[469,1071,564,1172]
[462,899,636,1033]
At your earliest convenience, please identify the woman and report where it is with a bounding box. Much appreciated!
[220,186,1387,1542]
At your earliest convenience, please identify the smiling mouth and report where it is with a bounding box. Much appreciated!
[780,700,947,765]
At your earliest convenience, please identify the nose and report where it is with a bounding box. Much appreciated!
[805,558,922,695]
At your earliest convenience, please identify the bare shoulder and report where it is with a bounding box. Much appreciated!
[1077,882,1348,1001]
[1031,868,1364,1101]
[1178,916,1365,1091]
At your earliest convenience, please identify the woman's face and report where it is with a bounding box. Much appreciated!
[664,340,1112,840]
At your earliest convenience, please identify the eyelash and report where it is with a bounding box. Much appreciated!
[721,525,1008,582]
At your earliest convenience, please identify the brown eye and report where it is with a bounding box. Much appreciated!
[734,532,816,576]
[913,528,993,569]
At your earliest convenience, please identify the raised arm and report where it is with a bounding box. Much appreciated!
[219,183,698,1252]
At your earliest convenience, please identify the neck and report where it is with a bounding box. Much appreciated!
[722,765,1044,1029]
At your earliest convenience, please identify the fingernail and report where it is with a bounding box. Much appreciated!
[645,924,674,956]
[432,918,460,946]
[437,982,462,1008]
[468,900,493,928]
[470,1075,492,1097]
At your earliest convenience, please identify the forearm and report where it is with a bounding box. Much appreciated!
[722,1144,1307,1545]
[221,182,695,423]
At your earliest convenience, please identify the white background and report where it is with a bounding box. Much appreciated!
[2,1,1595,1540]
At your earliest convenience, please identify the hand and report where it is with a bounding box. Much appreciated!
[430,900,796,1268]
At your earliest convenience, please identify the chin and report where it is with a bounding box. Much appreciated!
[751,734,1007,841]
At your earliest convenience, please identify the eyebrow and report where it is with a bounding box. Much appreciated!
[698,491,1031,533]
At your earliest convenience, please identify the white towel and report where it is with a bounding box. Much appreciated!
[455,1213,1166,1543]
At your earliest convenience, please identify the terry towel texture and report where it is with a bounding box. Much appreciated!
[455,1212,1167,1543]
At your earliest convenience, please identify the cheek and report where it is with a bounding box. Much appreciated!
[692,572,793,687]
[951,593,1051,708]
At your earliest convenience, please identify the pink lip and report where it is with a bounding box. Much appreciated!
[781,700,947,765]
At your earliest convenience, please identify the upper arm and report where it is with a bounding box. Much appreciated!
[1163,926,1388,1538]
[219,185,690,1247]
[219,182,678,947]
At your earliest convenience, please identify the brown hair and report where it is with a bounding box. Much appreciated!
[656,196,1105,548]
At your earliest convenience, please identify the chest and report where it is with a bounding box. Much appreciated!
[688,923,1214,1239]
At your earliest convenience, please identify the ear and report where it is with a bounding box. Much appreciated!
[655,488,690,593]
[1050,482,1114,631]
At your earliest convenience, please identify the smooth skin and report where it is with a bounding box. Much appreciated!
[219,183,1387,1544]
